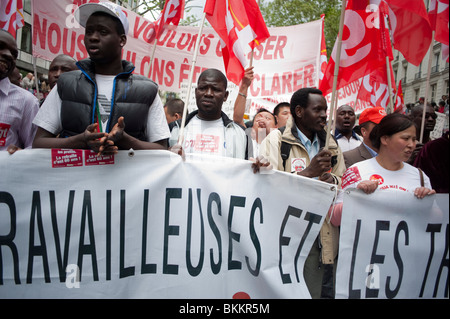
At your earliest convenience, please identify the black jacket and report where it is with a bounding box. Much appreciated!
[57,59,158,141]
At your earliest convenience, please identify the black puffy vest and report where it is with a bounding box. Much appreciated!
[57,59,158,141]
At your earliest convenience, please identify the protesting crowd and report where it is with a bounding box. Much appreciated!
[1,1,449,299]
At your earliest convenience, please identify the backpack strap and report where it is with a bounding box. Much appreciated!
[418,168,424,187]
[278,127,292,171]
[281,141,292,171]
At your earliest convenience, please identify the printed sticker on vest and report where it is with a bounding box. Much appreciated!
[341,166,362,189]
[0,123,11,147]
[84,150,115,166]
[51,149,84,168]
[291,158,307,173]
[194,134,220,153]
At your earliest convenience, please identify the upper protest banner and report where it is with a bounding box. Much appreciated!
[335,189,449,299]
[0,149,336,298]
[31,0,321,99]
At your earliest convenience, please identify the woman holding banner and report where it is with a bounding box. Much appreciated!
[329,113,436,227]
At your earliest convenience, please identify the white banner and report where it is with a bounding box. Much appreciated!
[336,189,449,299]
[31,0,321,98]
[0,149,336,299]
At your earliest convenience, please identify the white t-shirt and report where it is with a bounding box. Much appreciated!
[179,116,226,156]
[95,74,115,131]
[339,157,431,199]
[33,75,169,143]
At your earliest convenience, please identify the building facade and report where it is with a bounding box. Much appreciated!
[15,0,49,82]
[392,41,449,106]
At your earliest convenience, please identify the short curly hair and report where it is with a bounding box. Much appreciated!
[290,88,323,117]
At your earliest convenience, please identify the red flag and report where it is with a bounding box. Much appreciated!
[319,14,328,88]
[155,0,185,39]
[394,80,406,114]
[204,0,270,85]
[356,61,396,111]
[0,0,24,38]
[377,0,432,66]
[319,0,388,95]
[145,0,185,44]
[428,0,449,45]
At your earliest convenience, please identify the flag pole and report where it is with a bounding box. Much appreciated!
[419,30,435,143]
[177,12,207,145]
[386,56,394,113]
[325,0,347,150]
[248,0,261,67]
[32,56,40,100]
[393,67,402,107]
[148,38,158,78]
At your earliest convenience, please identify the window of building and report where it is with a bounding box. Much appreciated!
[432,53,440,73]
[415,89,420,102]
[415,63,422,79]
[24,0,31,14]
[20,23,32,54]
[430,83,437,102]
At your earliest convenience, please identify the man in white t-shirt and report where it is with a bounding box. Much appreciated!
[32,2,169,155]
[169,69,247,159]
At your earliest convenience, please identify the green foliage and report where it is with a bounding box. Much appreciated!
[130,0,341,57]
[259,0,341,58]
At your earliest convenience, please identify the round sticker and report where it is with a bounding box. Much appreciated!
[369,174,384,185]
[291,158,307,173]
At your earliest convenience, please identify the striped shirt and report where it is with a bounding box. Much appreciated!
[0,77,40,150]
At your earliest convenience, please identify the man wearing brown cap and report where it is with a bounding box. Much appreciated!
[343,106,386,168]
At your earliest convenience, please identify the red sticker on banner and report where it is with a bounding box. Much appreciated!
[84,150,115,166]
[0,123,11,147]
[51,149,83,168]
[233,291,251,299]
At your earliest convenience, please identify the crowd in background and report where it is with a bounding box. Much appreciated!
[1,2,448,299]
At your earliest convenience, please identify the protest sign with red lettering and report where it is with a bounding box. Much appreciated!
[31,0,322,99]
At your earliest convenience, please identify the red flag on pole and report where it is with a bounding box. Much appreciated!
[155,0,185,40]
[428,0,449,45]
[377,0,432,66]
[319,0,387,95]
[356,61,396,111]
[146,0,185,45]
[204,0,270,85]
[319,14,328,88]
[0,0,24,38]
[394,80,406,114]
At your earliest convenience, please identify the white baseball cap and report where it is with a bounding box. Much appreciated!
[74,2,129,35]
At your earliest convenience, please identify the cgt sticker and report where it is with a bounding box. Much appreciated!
[291,158,307,173]
[51,149,114,168]
[51,149,83,168]
[0,123,11,147]
[84,150,115,166]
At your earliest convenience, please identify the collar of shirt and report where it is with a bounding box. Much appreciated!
[0,77,12,96]
[334,128,361,141]
[362,142,378,157]
[296,125,320,159]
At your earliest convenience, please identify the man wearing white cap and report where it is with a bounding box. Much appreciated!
[33,2,170,155]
